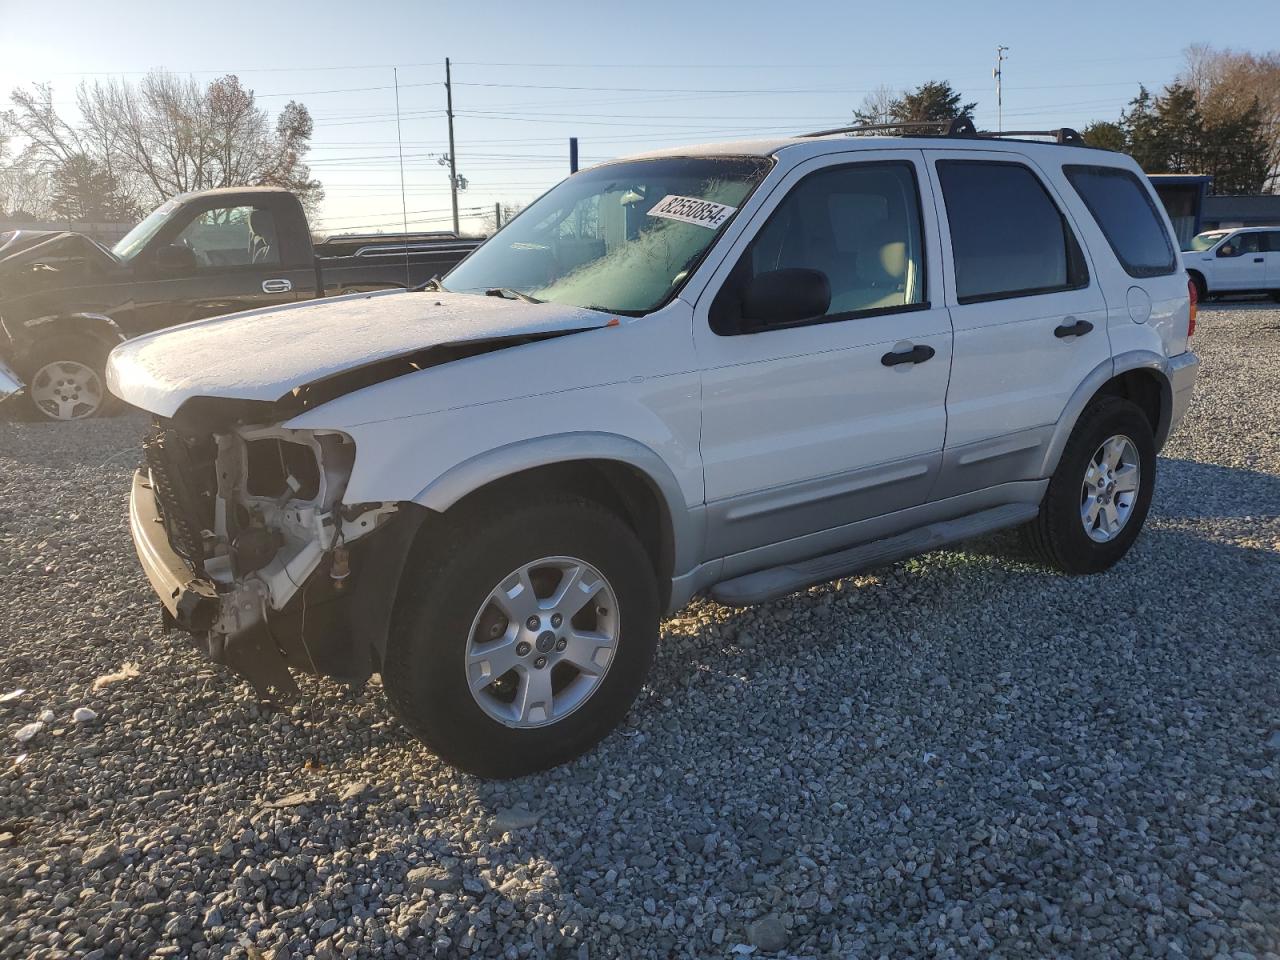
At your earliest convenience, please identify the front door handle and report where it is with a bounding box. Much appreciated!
[1054,318,1094,339]
[1254,257,1265,263]
[881,344,935,367]
[262,278,293,294]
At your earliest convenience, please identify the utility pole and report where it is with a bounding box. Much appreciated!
[569,137,579,174]
[994,45,1009,132]
[445,57,459,235]
[494,201,502,232]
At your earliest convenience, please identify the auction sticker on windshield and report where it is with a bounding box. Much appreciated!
[647,195,737,229]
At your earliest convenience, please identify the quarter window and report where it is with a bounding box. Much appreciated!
[1063,165,1177,278]
[936,160,1088,304]
[712,161,926,334]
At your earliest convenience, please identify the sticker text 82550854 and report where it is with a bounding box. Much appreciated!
[646,195,737,229]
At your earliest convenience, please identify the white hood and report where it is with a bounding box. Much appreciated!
[107,289,612,418]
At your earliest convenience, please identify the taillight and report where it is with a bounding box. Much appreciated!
[1186,277,1198,337]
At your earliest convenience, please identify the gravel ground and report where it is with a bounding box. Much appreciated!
[1,302,1278,960]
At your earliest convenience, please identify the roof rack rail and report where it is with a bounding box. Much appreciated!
[800,118,1086,147]
[800,117,975,138]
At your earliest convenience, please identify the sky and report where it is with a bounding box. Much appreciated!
[1,0,1276,235]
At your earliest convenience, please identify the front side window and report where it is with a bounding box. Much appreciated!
[936,159,1087,304]
[175,205,279,268]
[444,156,773,315]
[711,161,926,334]
[1063,165,1177,278]
[1220,232,1262,257]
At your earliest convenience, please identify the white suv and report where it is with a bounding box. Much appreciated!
[109,123,1199,777]
[1183,226,1280,301]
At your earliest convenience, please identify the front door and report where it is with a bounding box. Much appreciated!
[1211,231,1267,291]
[693,150,952,561]
[131,202,304,333]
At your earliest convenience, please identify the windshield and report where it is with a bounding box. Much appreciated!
[111,199,180,260]
[1186,230,1228,252]
[443,156,773,314]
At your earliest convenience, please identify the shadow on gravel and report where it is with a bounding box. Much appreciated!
[1155,457,1280,521]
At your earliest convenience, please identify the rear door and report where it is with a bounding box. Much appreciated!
[924,150,1110,499]
[1264,231,1280,290]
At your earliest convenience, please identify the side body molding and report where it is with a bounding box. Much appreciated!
[410,431,704,577]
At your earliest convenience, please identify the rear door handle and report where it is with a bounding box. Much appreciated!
[881,344,935,366]
[262,278,292,294]
[1054,318,1093,339]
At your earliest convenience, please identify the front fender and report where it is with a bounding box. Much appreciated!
[410,431,702,576]
[9,312,126,372]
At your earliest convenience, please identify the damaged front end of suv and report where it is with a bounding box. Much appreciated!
[132,415,412,699]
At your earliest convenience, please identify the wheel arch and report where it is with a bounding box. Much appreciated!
[410,433,699,594]
[1185,268,1207,299]
[14,313,126,373]
[1039,352,1174,477]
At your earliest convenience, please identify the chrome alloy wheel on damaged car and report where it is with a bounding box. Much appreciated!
[465,556,619,728]
[29,359,106,421]
[1080,435,1141,543]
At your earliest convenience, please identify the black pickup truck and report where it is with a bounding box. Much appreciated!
[0,186,481,420]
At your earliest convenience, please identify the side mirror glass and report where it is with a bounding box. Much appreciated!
[741,268,831,326]
[155,242,196,273]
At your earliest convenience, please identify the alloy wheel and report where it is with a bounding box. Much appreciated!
[1080,434,1141,543]
[30,360,104,421]
[465,556,619,728]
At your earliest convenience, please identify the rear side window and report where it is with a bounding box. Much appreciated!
[936,160,1088,304]
[1063,165,1176,278]
[1260,231,1280,253]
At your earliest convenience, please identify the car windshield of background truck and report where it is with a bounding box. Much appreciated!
[1186,230,1229,252]
[111,199,180,260]
[443,156,773,314]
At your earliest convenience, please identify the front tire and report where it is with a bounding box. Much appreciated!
[384,497,660,778]
[1021,397,1156,574]
[24,335,117,422]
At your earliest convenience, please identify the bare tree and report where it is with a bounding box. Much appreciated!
[480,201,525,234]
[1179,45,1280,192]
[852,85,897,125]
[5,70,324,220]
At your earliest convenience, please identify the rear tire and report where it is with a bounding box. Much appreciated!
[24,335,118,422]
[383,496,660,778]
[1020,397,1156,574]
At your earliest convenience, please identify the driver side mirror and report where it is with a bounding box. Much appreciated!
[154,243,196,274]
[741,268,832,326]
[1217,244,1237,258]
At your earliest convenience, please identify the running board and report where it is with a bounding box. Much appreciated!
[709,503,1039,606]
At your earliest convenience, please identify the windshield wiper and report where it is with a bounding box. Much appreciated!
[485,287,542,304]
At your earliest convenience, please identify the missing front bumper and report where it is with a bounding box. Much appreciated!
[129,468,298,699]
[129,469,219,631]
